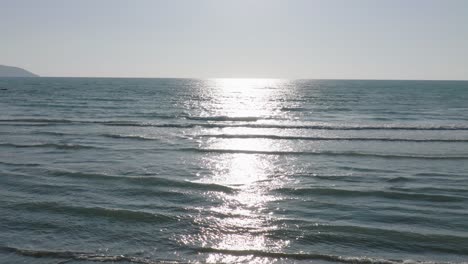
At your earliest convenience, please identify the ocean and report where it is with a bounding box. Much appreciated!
[0,78,467,264]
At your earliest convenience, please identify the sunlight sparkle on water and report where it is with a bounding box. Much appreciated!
[204,78,286,118]
[182,79,292,262]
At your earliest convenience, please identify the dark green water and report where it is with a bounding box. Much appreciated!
[0,78,467,263]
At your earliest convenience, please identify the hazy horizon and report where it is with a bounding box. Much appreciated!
[2,0,468,80]
[5,73,468,81]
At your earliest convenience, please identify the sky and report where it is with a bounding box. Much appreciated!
[1,0,468,79]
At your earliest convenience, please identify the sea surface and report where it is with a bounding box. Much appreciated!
[0,78,467,264]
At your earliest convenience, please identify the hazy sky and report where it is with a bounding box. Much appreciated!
[1,0,468,79]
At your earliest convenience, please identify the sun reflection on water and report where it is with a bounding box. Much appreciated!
[183,79,292,263]
[194,151,289,263]
[199,78,287,119]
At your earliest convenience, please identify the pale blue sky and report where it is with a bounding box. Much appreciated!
[1,0,467,79]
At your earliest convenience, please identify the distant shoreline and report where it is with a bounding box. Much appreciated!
[0,65,38,77]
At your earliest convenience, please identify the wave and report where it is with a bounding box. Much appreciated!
[12,202,177,223]
[337,166,397,173]
[0,118,76,123]
[413,172,461,177]
[0,118,143,127]
[2,118,468,131]
[310,174,369,183]
[274,187,465,202]
[142,123,468,131]
[199,134,468,142]
[280,107,307,112]
[0,143,98,150]
[34,131,72,136]
[47,169,235,193]
[389,186,468,195]
[185,116,260,122]
[196,247,456,264]
[0,161,41,167]
[100,133,158,141]
[2,246,460,264]
[387,176,411,183]
[181,148,468,160]
[0,123,58,127]
[98,120,150,126]
[0,247,162,264]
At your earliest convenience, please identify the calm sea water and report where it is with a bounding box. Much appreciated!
[0,78,468,264]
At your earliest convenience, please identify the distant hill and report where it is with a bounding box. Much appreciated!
[0,65,39,77]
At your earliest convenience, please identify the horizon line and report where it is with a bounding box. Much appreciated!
[7,76,468,82]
